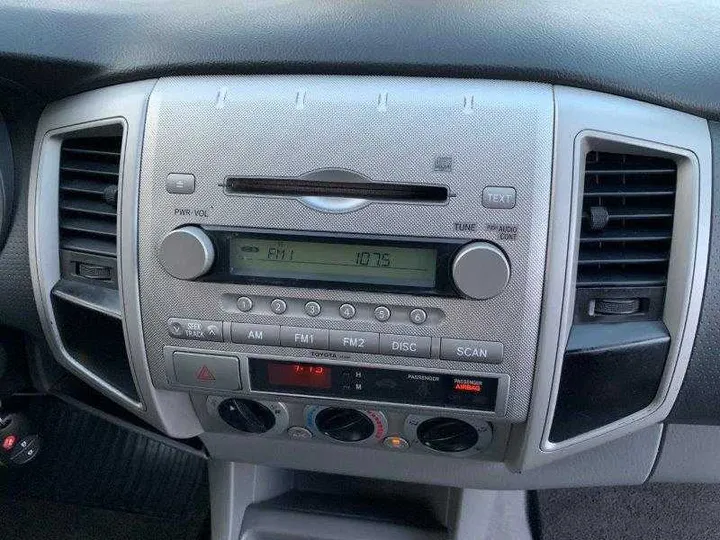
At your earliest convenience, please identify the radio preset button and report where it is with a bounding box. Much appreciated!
[374,306,391,322]
[304,301,322,317]
[236,296,253,312]
[329,330,379,353]
[270,299,288,314]
[168,318,223,342]
[379,334,431,358]
[409,308,427,325]
[440,338,503,364]
[339,303,356,319]
[280,326,329,349]
[231,323,281,346]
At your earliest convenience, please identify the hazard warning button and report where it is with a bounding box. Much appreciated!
[172,351,241,390]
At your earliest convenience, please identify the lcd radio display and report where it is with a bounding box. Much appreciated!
[228,237,437,288]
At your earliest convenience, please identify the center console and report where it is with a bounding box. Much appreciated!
[138,78,553,460]
[28,75,711,488]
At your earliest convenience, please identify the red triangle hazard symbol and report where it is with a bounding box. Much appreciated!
[196,365,216,381]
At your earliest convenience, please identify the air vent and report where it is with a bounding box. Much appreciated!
[58,132,122,286]
[575,151,677,321]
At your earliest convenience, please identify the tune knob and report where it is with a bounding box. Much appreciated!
[416,417,480,453]
[158,226,215,279]
[451,242,510,300]
[217,399,276,434]
[315,408,375,442]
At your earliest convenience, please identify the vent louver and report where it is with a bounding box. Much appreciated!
[59,135,122,260]
[578,151,677,288]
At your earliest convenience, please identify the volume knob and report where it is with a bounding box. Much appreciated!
[158,226,215,280]
[451,242,510,300]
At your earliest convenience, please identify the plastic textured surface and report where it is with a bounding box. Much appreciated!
[669,121,720,424]
[0,1,719,123]
[0,89,42,336]
[201,424,662,490]
[138,76,554,423]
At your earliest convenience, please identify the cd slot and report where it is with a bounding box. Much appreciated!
[224,177,448,203]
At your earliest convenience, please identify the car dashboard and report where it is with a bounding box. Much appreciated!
[1,2,720,539]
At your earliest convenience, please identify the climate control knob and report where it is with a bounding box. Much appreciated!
[315,408,375,443]
[217,399,276,434]
[158,226,215,280]
[451,242,510,300]
[416,417,480,453]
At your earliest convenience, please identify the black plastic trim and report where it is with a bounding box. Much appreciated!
[550,321,670,442]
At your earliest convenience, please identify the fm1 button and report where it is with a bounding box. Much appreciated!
[280,327,329,349]
[440,339,503,364]
[379,334,431,358]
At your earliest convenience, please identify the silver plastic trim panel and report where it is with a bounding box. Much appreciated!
[163,345,511,420]
[29,116,143,410]
[512,86,711,470]
[28,81,203,436]
[52,279,122,320]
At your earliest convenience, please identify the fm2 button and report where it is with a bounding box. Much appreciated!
[329,330,379,353]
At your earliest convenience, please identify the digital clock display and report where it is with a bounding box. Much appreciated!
[228,236,437,288]
[266,362,332,389]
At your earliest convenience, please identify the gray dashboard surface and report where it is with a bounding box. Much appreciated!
[0,0,719,120]
[670,121,720,424]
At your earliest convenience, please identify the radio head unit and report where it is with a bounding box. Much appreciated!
[138,76,554,424]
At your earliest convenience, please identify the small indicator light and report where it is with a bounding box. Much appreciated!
[2,434,17,451]
[454,382,482,393]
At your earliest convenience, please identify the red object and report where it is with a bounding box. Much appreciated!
[196,365,216,381]
[453,382,482,393]
[267,362,332,389]
[2,434,17,451]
